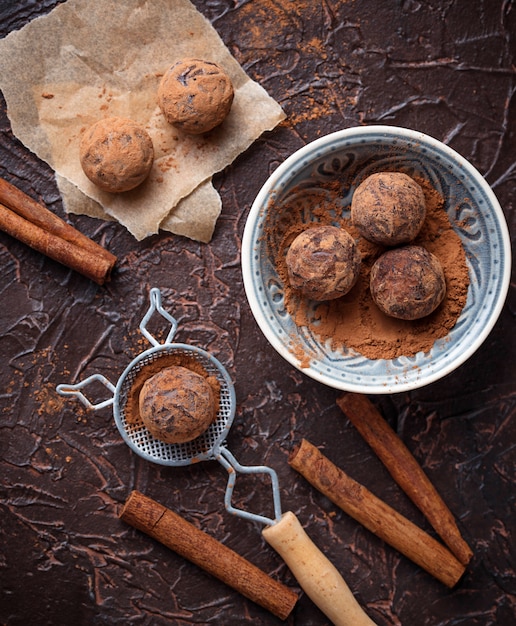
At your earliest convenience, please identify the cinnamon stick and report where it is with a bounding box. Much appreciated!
[336,393,473,566]
[289,439,466,588]
[120,491,298,620]
[0,177,116,284]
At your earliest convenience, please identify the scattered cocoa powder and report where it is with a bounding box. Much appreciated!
[266,175,470,360]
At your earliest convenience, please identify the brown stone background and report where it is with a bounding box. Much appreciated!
[0,1,515,625]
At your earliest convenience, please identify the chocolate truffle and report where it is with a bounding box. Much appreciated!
[139,366,216,444]
[351,172,426,246]
[79,117,154,193]
[370,245,446,320]
[286,225,361,300]
[158,58,234,134]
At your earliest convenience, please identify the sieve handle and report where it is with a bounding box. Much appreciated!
[262,512,377,626]
[139,287,178,347]
[217,446,282,527]
[56,374,115,411]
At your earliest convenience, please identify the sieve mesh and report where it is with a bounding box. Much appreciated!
[114,344,235,466]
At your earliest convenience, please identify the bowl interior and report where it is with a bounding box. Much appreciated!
[242,126,511,393]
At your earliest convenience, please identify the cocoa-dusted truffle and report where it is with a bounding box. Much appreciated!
[79,117,154,193]
[286,225,361,300]
[157,58,234,134]
[139,366,216,444]
[351,172,426,246]
[370,245,446,320]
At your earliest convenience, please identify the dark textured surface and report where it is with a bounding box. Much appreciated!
[0,1,515,625]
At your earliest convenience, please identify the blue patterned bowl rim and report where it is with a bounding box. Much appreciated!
[241,125,511,393]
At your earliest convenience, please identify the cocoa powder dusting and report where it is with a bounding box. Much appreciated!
[125,352,221,425]
[268,176,470,360]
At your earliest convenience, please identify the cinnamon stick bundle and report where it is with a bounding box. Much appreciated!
[336,393,473,566]
[120,491,298,621]
[289,439,466,588]
[0,177,116,284]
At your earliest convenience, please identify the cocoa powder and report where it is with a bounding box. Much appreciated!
[268,176,470,360]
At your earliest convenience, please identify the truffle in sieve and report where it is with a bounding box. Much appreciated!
[139,365,216,444]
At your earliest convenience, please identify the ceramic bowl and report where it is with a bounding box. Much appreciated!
[241,125,511,394]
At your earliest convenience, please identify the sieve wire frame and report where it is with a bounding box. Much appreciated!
[113,342,236,467]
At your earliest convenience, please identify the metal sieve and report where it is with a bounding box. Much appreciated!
[57,288,375,626]
[57,288,281,526]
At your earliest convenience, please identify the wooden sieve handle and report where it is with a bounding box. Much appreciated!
[262,511,377,626]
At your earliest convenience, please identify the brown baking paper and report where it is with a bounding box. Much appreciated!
[0,0,285,242]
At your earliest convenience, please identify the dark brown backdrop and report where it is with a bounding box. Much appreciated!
[1,1,514,625]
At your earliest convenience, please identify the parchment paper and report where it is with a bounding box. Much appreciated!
[0,0,285,242]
